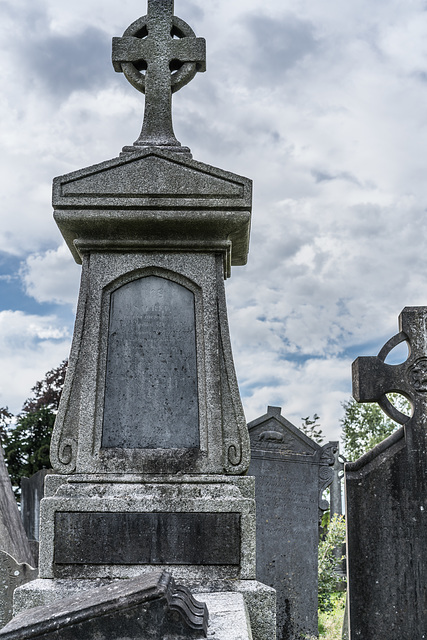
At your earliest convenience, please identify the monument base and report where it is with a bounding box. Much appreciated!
[39,474,256,582]
[13,578,275,640]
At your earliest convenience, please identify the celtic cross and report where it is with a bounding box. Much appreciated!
[112,0,206,152]
[352,307,427,429]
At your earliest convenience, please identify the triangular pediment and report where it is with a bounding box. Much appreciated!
[54,149,249,203]
[248,408,319,455]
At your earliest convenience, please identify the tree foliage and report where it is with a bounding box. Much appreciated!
[22,360,67,413]
[1,360,68,496]
[318,514,346,612]
[341,394,410,461]
[0,407,13,445]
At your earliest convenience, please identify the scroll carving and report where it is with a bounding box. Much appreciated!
[217,297,251,475]
[318,441,338,513]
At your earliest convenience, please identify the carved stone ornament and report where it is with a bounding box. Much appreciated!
[112,0,206,152]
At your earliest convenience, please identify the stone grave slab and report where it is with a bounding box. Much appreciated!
[0,552,37,629]
[346,306,427,638]
[21,469,49,543]
[1,570,207,639]
[248,406,337,640]
[0,446,34,566]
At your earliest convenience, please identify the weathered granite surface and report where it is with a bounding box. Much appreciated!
[38,474,255,581]
[0,446,34,566]
[14,578,275,640]
[248,406,336,640]
[51,162,250,474]
[2,570,208,639]
[11,4,275,640]
[346,307,427,638]
[52,148,252,268]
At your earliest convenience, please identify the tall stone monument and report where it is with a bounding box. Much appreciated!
[346,307,427,639]
[248,406,336,640]
[8,3,275,639]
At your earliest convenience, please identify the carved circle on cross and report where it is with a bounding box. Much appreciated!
[120,15,199,94]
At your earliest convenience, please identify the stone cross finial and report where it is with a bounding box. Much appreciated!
[351,307,427,425]
[112,0,206,152]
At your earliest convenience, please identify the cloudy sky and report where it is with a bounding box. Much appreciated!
[0,0,426,442]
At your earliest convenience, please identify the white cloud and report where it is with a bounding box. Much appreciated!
[21,244,81,307]
[1,0,427,444]
[0,310,71,413]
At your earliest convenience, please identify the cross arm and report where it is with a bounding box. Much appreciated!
[352,356,412,403]
[353,356,413,425]
[170,38,206,71]
[112,37,152,72]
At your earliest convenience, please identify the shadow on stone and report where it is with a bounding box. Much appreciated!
[0,570,208,639]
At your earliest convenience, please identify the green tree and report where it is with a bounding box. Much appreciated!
[2,360,67,497]
[318,514,346,612]
[0,407,13,445]
[341,394,410,461]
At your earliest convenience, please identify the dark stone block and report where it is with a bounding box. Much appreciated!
[248,406,336,640]
[0,570,208,639]
[54,512,240,566]
[346,429,427,639]
[102,275,199,449]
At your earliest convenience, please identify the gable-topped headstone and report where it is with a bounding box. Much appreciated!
[248,406,337,640]
[12,4,275,639]
[346,307,427,638]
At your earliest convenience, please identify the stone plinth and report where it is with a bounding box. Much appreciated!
[38,475,255,582]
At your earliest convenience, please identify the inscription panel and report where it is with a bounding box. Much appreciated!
[54,512,240,566]
[102,276,199,449]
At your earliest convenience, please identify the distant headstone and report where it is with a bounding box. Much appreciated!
[21,469,49,567]
[0,446,34,566]
[248,406,337,640]
[0,570,208,639]
[21,469,49,542]
[0,551,37,629]
[346,307,427,638]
